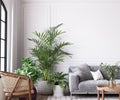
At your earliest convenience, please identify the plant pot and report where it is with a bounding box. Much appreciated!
[35,81,53,95]
[19,86,37,100]
[53,85,64,97]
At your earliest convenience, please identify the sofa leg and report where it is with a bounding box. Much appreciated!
[70,93,73,100]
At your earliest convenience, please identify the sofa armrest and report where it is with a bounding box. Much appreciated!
[69,73,80,92]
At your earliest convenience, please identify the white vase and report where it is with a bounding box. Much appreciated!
[53,85,64,97]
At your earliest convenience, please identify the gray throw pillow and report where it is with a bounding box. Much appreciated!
[70,67,80,73]
[73,64,93,81]
[89,65,109,80]
[100,66,109,79]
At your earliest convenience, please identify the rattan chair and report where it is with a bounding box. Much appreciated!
[0,71,34,100]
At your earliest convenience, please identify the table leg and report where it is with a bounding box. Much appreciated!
[97,90,100,100]
[102,90,104,100]
[119,92,120,100]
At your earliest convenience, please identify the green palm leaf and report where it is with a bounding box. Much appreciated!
[29,23,71,80]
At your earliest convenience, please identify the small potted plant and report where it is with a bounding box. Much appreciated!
[101,63,119,87]
[15,57,40,100]
[49,72,68,97]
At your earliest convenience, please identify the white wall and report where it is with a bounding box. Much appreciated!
[21,0,120,73]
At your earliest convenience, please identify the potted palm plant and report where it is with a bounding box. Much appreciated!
[49,72,68,97]
[28,23,71,94]
[15,57,40,100]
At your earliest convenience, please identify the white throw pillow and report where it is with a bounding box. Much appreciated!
[90,70,103,80]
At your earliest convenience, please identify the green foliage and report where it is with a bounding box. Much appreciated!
[28,24,71,80]
[39,69,51,81]
[15,57,40,83]
[100,63,119,80]
[49,72,68,88]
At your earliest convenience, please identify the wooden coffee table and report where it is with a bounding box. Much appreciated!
[97,85,120,100]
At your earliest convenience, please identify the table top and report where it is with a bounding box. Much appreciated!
[97,85,120,92]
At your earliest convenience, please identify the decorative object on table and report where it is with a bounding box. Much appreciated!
[100,63,119,87]
[49,72,68,97]
[15,57,40,100]
[28,23,71,94]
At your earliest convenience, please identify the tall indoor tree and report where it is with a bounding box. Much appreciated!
[29,24,71,94]
[29,23,71,80]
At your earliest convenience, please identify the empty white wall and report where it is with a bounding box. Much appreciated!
[21,0,120,73]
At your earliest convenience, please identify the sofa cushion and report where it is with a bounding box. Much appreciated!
[78,80,108,93]
[100,66,120,79]
[114,66,120,79]
[70,64,93,81]
[89,65,109,79]
[69,64,89,72]
[89,65,100,71]
[100,67,109,79]
[90,70,103,80]
[115,79,120,85]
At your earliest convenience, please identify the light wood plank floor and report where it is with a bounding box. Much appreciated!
[37,95,118,100]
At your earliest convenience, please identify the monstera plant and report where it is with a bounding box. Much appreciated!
[29,24,71,94]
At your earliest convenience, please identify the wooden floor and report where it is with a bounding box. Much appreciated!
[37,95,118,100]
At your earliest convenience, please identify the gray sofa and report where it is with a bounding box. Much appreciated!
[69,64,120,95]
